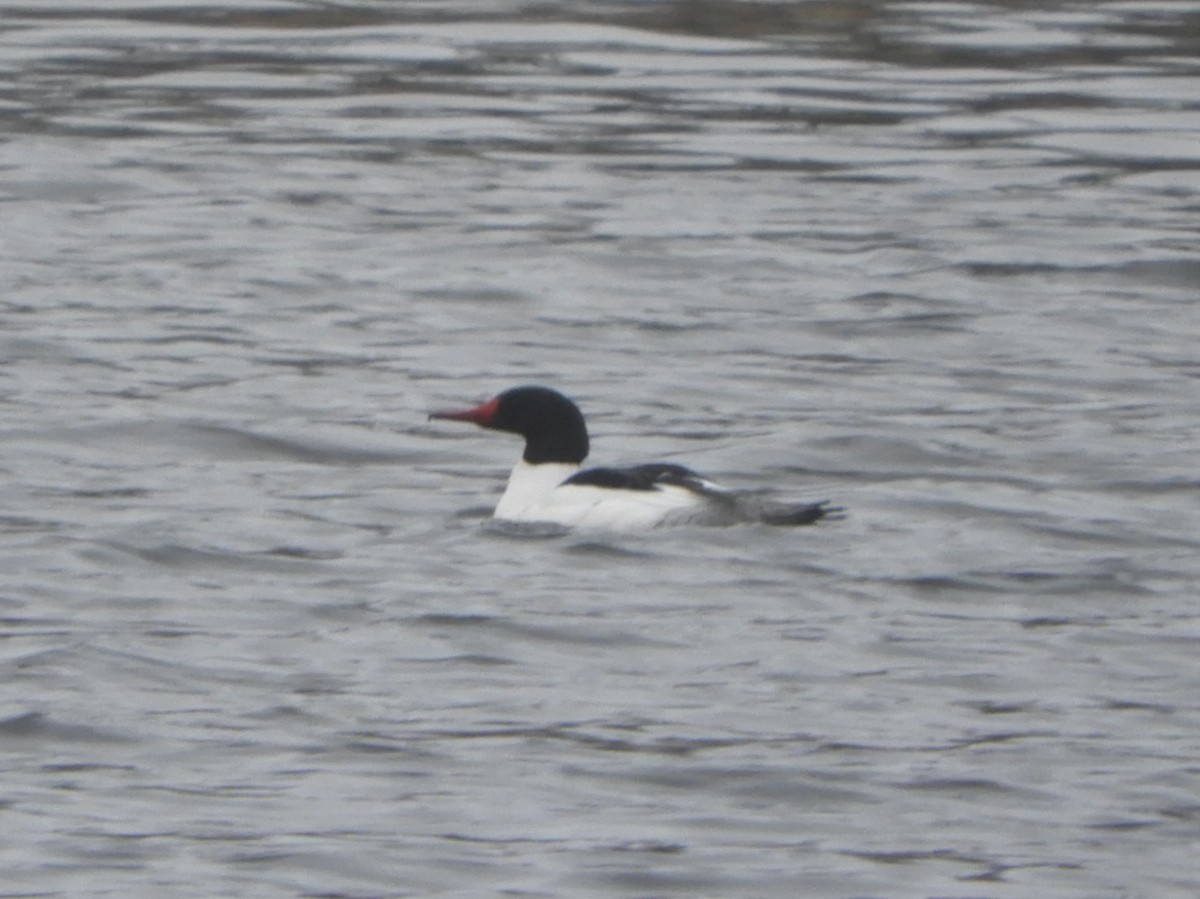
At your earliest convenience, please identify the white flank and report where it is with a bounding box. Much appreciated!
[493,460,713,529]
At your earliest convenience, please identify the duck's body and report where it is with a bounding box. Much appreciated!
[493,460,730,529]
[431,386,835,530]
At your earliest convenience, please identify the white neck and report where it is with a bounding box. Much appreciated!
[494,460,580,521]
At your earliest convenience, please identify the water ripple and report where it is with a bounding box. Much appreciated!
[2,1,1198,897]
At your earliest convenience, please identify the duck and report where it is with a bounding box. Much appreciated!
[430,385,837,530]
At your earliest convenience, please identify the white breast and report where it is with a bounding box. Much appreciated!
[493,461,579,521]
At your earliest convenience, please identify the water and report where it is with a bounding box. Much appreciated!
[2,1,1198,896]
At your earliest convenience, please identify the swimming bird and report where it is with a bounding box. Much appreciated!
[430,385,838,530]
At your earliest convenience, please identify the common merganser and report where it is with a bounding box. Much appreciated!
[430,386,837,530]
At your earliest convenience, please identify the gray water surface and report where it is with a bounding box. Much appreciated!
[2,1,1199,896]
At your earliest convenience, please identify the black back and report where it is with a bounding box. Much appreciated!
[564,463,707,492]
